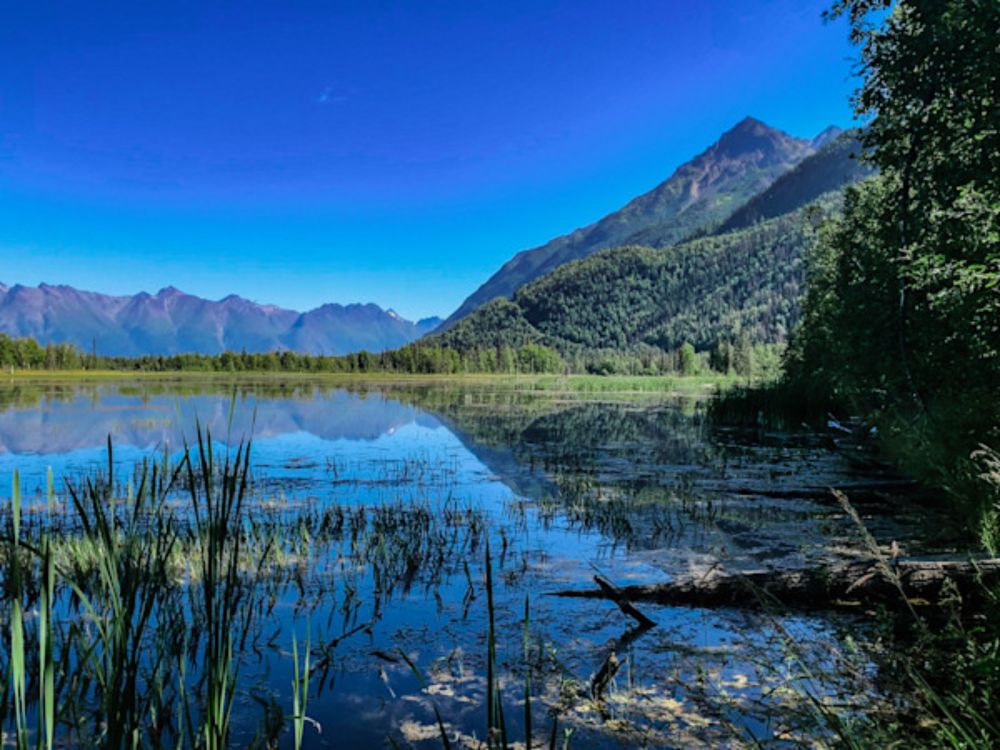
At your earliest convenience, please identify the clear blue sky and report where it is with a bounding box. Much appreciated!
[0,0,857,320]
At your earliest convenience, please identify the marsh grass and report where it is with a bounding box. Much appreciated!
[290,627,311,750]
[726,490,1000,749]
[0,426,503,748]
[10,470,28,750]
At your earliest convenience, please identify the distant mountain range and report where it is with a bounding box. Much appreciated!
[434,126,871,354]
[439,117,847,330]
[0,283,441,356]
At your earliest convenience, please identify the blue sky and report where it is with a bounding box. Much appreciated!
[0,0,857,320]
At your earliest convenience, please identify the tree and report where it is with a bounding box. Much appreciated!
[678,342,698,376]
[733,331,753,379]
[787,0,1000,510]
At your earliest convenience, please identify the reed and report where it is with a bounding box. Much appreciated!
[523,595,532,750]
[10,470,28,750]
[484,540,507,749]
[0,431,291,747]
[184,424,268,750]
[396,648,452,750]
[290,627,310,750]
[37,537,55,750]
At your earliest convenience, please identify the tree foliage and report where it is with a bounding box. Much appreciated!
[787,0,1000,501]
[0,332,570,375]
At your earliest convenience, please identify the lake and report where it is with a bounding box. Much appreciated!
[0,378,950,748]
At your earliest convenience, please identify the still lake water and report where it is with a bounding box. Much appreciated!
[0,379,948,747]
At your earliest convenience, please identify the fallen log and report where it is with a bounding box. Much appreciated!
[550,558,1000,611]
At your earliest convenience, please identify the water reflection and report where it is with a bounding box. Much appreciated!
[0,383,434,453]
[0,379,942,564]
[0,378,945,747]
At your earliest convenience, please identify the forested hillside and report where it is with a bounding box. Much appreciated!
[433,123,871,365]
[435,196,840,355]
[710,4,1000,745]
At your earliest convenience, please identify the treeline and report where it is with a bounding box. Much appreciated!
[0,332,775,377]
[0,336,84,370]
[0,333,567,374]
[753,5,1000,747]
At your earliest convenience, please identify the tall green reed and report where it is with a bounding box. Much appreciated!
[291,627,311,750]
[37,537,55,750]
[484,540,507,749]
[64,437,185,750]
[184,424,271,750]
[10,469,28,750]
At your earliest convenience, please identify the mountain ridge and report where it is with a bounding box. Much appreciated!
[429,129,872,360]
[439,116,824,330]
[433,200,837,358]
[0,283,441,356]
[713,131,871,235]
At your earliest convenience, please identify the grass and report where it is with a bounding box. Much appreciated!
[2,368,737,393]
[10,470,28,750]
[726,489,1000,749]
[707,369,1000,747]
[185,426,259,750]
[0,437,267,747]
[0,429,500,748]
[290,627,311,750]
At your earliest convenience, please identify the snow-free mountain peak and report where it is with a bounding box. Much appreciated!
[0,283,438,356]
[439,117,816,329]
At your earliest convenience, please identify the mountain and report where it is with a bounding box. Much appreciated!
[0,284,440,356]
[810,125,845,149]
[714,131,871,234]
[282,304,441,355]
[432,131,873,357]
[440,117,817,329]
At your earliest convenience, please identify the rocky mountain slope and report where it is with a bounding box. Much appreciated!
[432,131,871,355]
[440,117,825,329]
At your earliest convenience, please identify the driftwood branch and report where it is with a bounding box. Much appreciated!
[593,574,658,627]
[551,559,1000,611]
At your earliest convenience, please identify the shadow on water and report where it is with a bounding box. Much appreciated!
[0,378,963,747]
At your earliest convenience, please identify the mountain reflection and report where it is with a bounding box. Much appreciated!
[0,382,440,454]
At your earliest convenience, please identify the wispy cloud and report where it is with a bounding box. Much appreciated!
[316,85,349,105]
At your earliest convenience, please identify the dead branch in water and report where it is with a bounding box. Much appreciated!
[593,574,658,627]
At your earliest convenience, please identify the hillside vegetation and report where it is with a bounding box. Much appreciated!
[432,129,867,366]
[716,4,1000,748]
[780,0,1000,525]
[436,196,839,357]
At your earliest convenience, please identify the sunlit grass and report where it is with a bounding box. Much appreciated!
[3,368,738,393]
